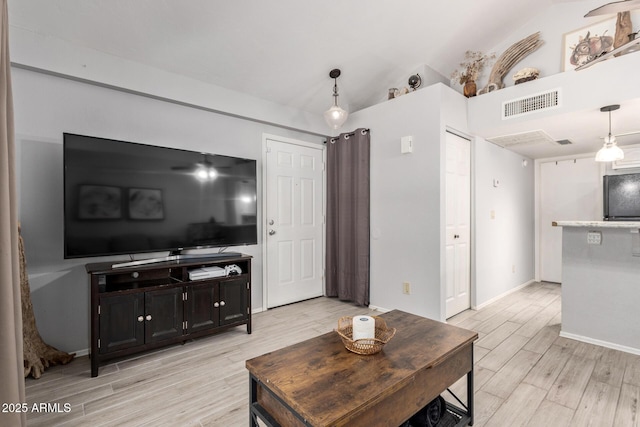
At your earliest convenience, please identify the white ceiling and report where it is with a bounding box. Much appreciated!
[8,0,640,159]
[478,96,640,159]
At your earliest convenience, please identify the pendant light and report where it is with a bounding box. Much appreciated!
[324,69,348,130]
[595,104,624,162]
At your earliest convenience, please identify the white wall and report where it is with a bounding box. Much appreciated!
[486,0,612,85]
[474,138,535,307]
[347,85,447,320]
[10,26,328,136]
[348,86,536,318]
[13,67,324,354]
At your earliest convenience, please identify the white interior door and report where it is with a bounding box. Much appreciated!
[445,132,471,319]
[539,158,601,283]
[265,137,324,308]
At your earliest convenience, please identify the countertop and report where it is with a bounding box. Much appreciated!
[552,220,640,228]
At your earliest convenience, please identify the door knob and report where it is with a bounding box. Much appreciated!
[454,234,460,239]
[145,314,152,321]
[214,302,220,308]
[137,316,144,322]
[220,301,226,307]
[268,219,274,225]
[268,229,276,235]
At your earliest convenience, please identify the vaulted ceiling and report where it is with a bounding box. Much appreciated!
[8,0,568,115]
[8,0,640,159]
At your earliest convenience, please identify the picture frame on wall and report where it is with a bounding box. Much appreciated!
[128,188,164,220]
[77,185,122,220]
[562,17,616,71]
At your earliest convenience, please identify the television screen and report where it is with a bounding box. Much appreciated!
[603,173,640,221]
[64,133,257,258]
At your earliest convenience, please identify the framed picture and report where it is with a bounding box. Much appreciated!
[128,188,164,220]
[562,18,616,71]
[78,185,122,219]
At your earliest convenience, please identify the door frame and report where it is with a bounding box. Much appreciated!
[261,133,326,311]
[533,153,605,282]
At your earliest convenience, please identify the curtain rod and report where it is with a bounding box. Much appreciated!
[324,128,370,144]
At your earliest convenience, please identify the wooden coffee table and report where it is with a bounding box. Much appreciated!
[246,310,478,427]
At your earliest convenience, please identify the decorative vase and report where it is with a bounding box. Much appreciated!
[463,81,477,98]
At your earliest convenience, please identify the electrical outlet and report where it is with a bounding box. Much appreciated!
[402,282,411,295]
[587,231,602,245]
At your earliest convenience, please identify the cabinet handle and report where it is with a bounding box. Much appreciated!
[146,314,152,321]
[220,301,226,307]
[214,302,219,308]
[137,316,144,322]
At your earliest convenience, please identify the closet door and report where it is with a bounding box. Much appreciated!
[539,158,601,283]
[445,132,471,318]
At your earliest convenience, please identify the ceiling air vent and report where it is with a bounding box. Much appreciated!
[502,88,561,119]
[487,130,557,148]
[555,139,573,145]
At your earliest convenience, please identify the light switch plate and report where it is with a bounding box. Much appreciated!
[632,229,640,256]
[401,136,413,154]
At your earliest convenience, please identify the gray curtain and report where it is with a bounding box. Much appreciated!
[0,0,26,425]
[326,128,370,306]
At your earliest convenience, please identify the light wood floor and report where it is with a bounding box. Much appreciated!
[25,282,640,426]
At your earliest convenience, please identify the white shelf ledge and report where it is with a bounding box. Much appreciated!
[575,39,640,71]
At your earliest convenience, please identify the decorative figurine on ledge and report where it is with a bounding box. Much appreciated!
[513,67,540,85]
[450,50,496,98]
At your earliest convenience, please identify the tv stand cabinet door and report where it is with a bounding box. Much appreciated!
[145,287,184,344]
[99,293,145,354]
[219,278,248,326]
[185,281,218,334]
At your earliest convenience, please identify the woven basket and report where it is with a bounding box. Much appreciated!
[336,316,396,355]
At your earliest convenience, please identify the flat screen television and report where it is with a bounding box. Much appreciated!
[603,173,640,221]
[64,133,257,259]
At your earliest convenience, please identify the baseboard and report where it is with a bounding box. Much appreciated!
[72,348,89,358]
[559,331,640,356]
[372,280,534,316]
[368,304,391,313]
[473,279,536,310]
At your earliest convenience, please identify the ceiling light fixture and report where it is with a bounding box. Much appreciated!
[324,69,348,130]
[595,104,624,162]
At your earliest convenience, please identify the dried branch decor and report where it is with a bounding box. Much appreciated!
[20,226,75,379]
[450,51,496,85]
[479,32,544,95]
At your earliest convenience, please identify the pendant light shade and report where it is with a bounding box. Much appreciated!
[596,104,624,162]
[595,105,624,162]
[324,69,348,130]
[595,135,624,162]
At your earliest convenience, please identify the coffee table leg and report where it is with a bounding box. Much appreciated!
[468,346,474,426]
[250,375,258,427]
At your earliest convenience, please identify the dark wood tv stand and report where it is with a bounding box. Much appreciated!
[86,254,252,377]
